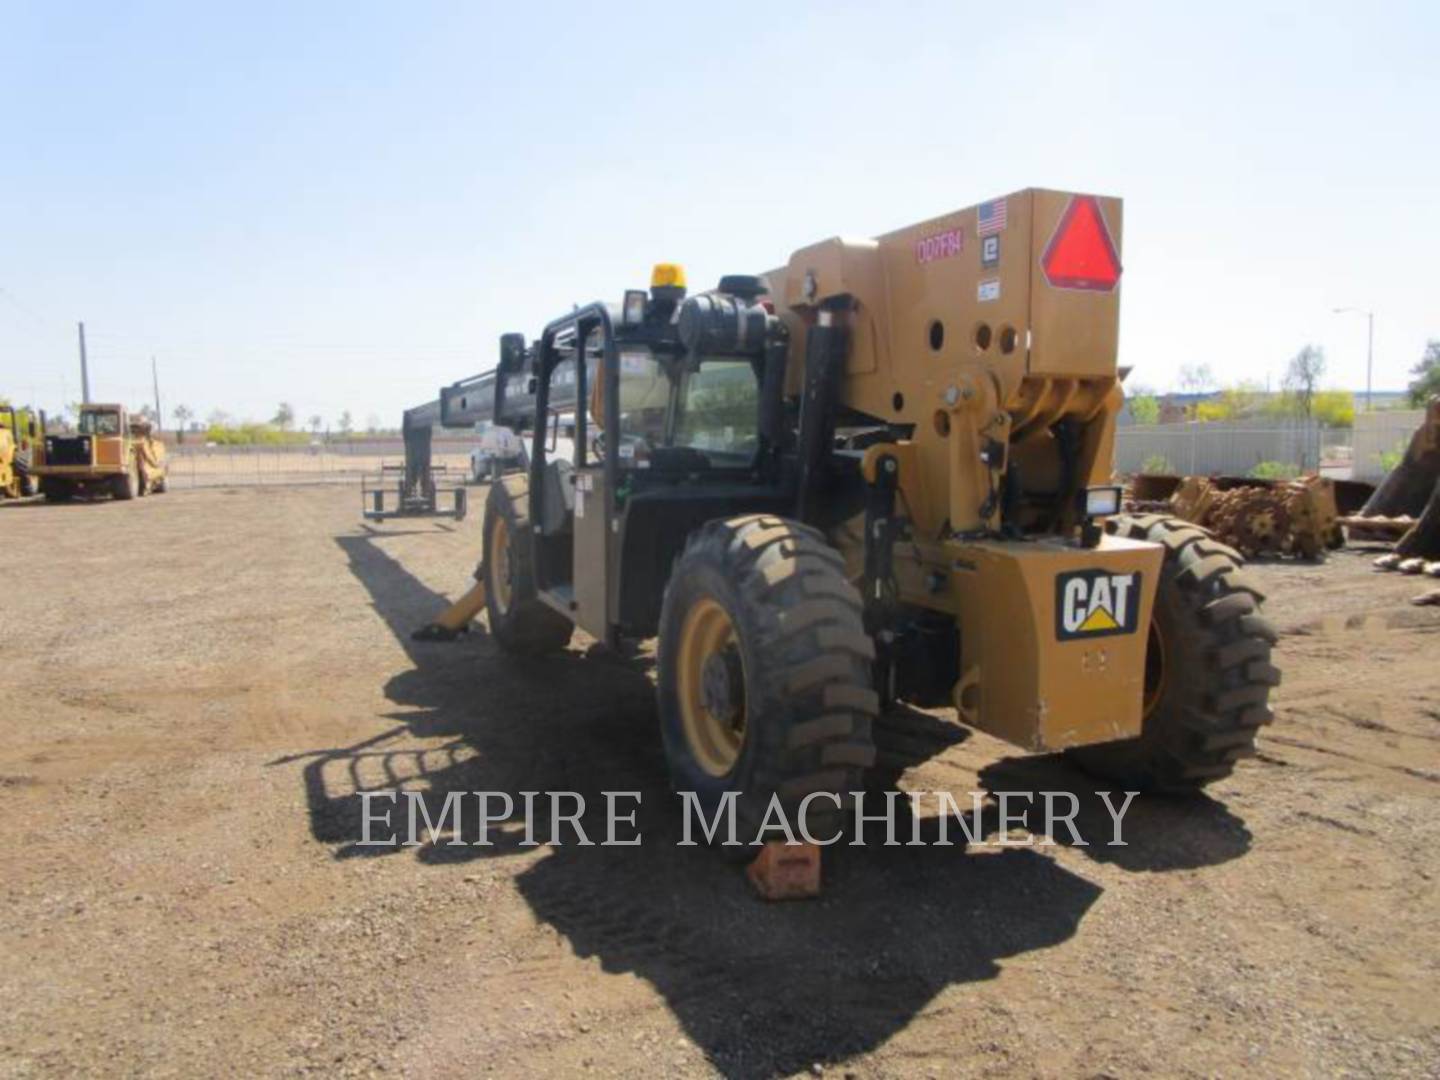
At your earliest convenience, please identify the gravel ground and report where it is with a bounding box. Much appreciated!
[0,485,1436,1078]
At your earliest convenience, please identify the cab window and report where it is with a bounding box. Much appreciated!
[672,359,759,462]
[615,347,670,449]
[80,412,121,436]
[612,346,758,468]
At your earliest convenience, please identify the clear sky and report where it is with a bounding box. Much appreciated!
[2,1,1437,428]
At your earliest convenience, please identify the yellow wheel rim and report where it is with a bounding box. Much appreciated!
[489,514,512,613]
[676,596,747,777]
[1143,620,1167,721]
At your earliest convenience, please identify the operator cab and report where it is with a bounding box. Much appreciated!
[495,266,795,646]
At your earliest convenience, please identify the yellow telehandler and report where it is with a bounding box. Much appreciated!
[412,189,1279,840]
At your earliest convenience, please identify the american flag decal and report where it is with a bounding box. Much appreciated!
[977,198,1007,236]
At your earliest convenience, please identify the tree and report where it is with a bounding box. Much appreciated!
[173,404,193,434]
[206,409,233,429]
[338,410,354,436]
[1312,390,1355,428]
[1409,340,1440,406]
[1126,384,1160,425]
[308,414,323,438]
[365,413,381,435]
[1196,381,1264,422]
[1177,363,1216,395]
[272,402,295,431]
[1281,345,1326,421]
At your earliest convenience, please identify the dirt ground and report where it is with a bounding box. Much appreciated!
[1,485,1436,1078]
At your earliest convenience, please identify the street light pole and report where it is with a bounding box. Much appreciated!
[1332,307,1375,411]
[1365,310,1374,414]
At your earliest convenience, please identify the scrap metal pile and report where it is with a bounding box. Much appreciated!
[1127,473,1343,560]
[1125,399,1440,600]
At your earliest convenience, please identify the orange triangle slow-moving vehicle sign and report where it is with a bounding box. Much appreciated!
[1040,195,1122,292]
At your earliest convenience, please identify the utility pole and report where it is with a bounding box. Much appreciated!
[1365,311,1374,413]
[152,356,162,430]
[77,321,91,404]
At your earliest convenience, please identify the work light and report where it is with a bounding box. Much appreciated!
[1083,485,1123,518]
[622,290,647,326]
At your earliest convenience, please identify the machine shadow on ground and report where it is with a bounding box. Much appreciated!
[276,531,1245,1077]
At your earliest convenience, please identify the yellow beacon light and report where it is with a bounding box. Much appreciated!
[650,263,687,289]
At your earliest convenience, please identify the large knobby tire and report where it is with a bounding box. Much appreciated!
[1068,514,1280,792]
[113,462,139,501]
[657,514,878,844]
[481,480,572,654]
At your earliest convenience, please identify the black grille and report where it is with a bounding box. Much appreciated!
[45,436,93,466]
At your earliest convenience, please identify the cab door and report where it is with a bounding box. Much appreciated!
[570,330,672,643]
[568,327,616,641]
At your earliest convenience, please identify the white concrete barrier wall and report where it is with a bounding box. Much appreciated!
[1352,409,1424,482]
[1114,420,1324,477]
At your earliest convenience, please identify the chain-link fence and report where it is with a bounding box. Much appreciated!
[169,420,1409,489]
[164,441,472,490]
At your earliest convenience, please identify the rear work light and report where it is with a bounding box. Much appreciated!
[1041,195,1121,292]
[1082,485,1123,518]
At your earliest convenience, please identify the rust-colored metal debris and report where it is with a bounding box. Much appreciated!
[1148,474,1341,560]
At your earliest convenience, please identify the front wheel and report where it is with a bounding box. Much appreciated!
[481,479,572,654]
[657,515,878,844]
[1067,514,1280,792]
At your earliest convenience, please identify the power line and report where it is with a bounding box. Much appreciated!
[0,285,61,329]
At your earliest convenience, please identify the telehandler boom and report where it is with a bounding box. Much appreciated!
[410,189,1279,838]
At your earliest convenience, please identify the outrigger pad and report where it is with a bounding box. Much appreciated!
[745,841,821,901]
[410,622,468,642]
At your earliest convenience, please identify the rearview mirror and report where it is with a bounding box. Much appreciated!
[499,332,526,373]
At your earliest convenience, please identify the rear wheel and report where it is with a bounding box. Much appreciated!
[657,515,878,844]
[1068,514,1280,792]
[481,480,572,654]
[113,462,139,501]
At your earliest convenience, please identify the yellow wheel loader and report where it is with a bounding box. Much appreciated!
[36,404,168,501]
[0,404,45,497]
[0,427,17,499]
[413,189,1279,839]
